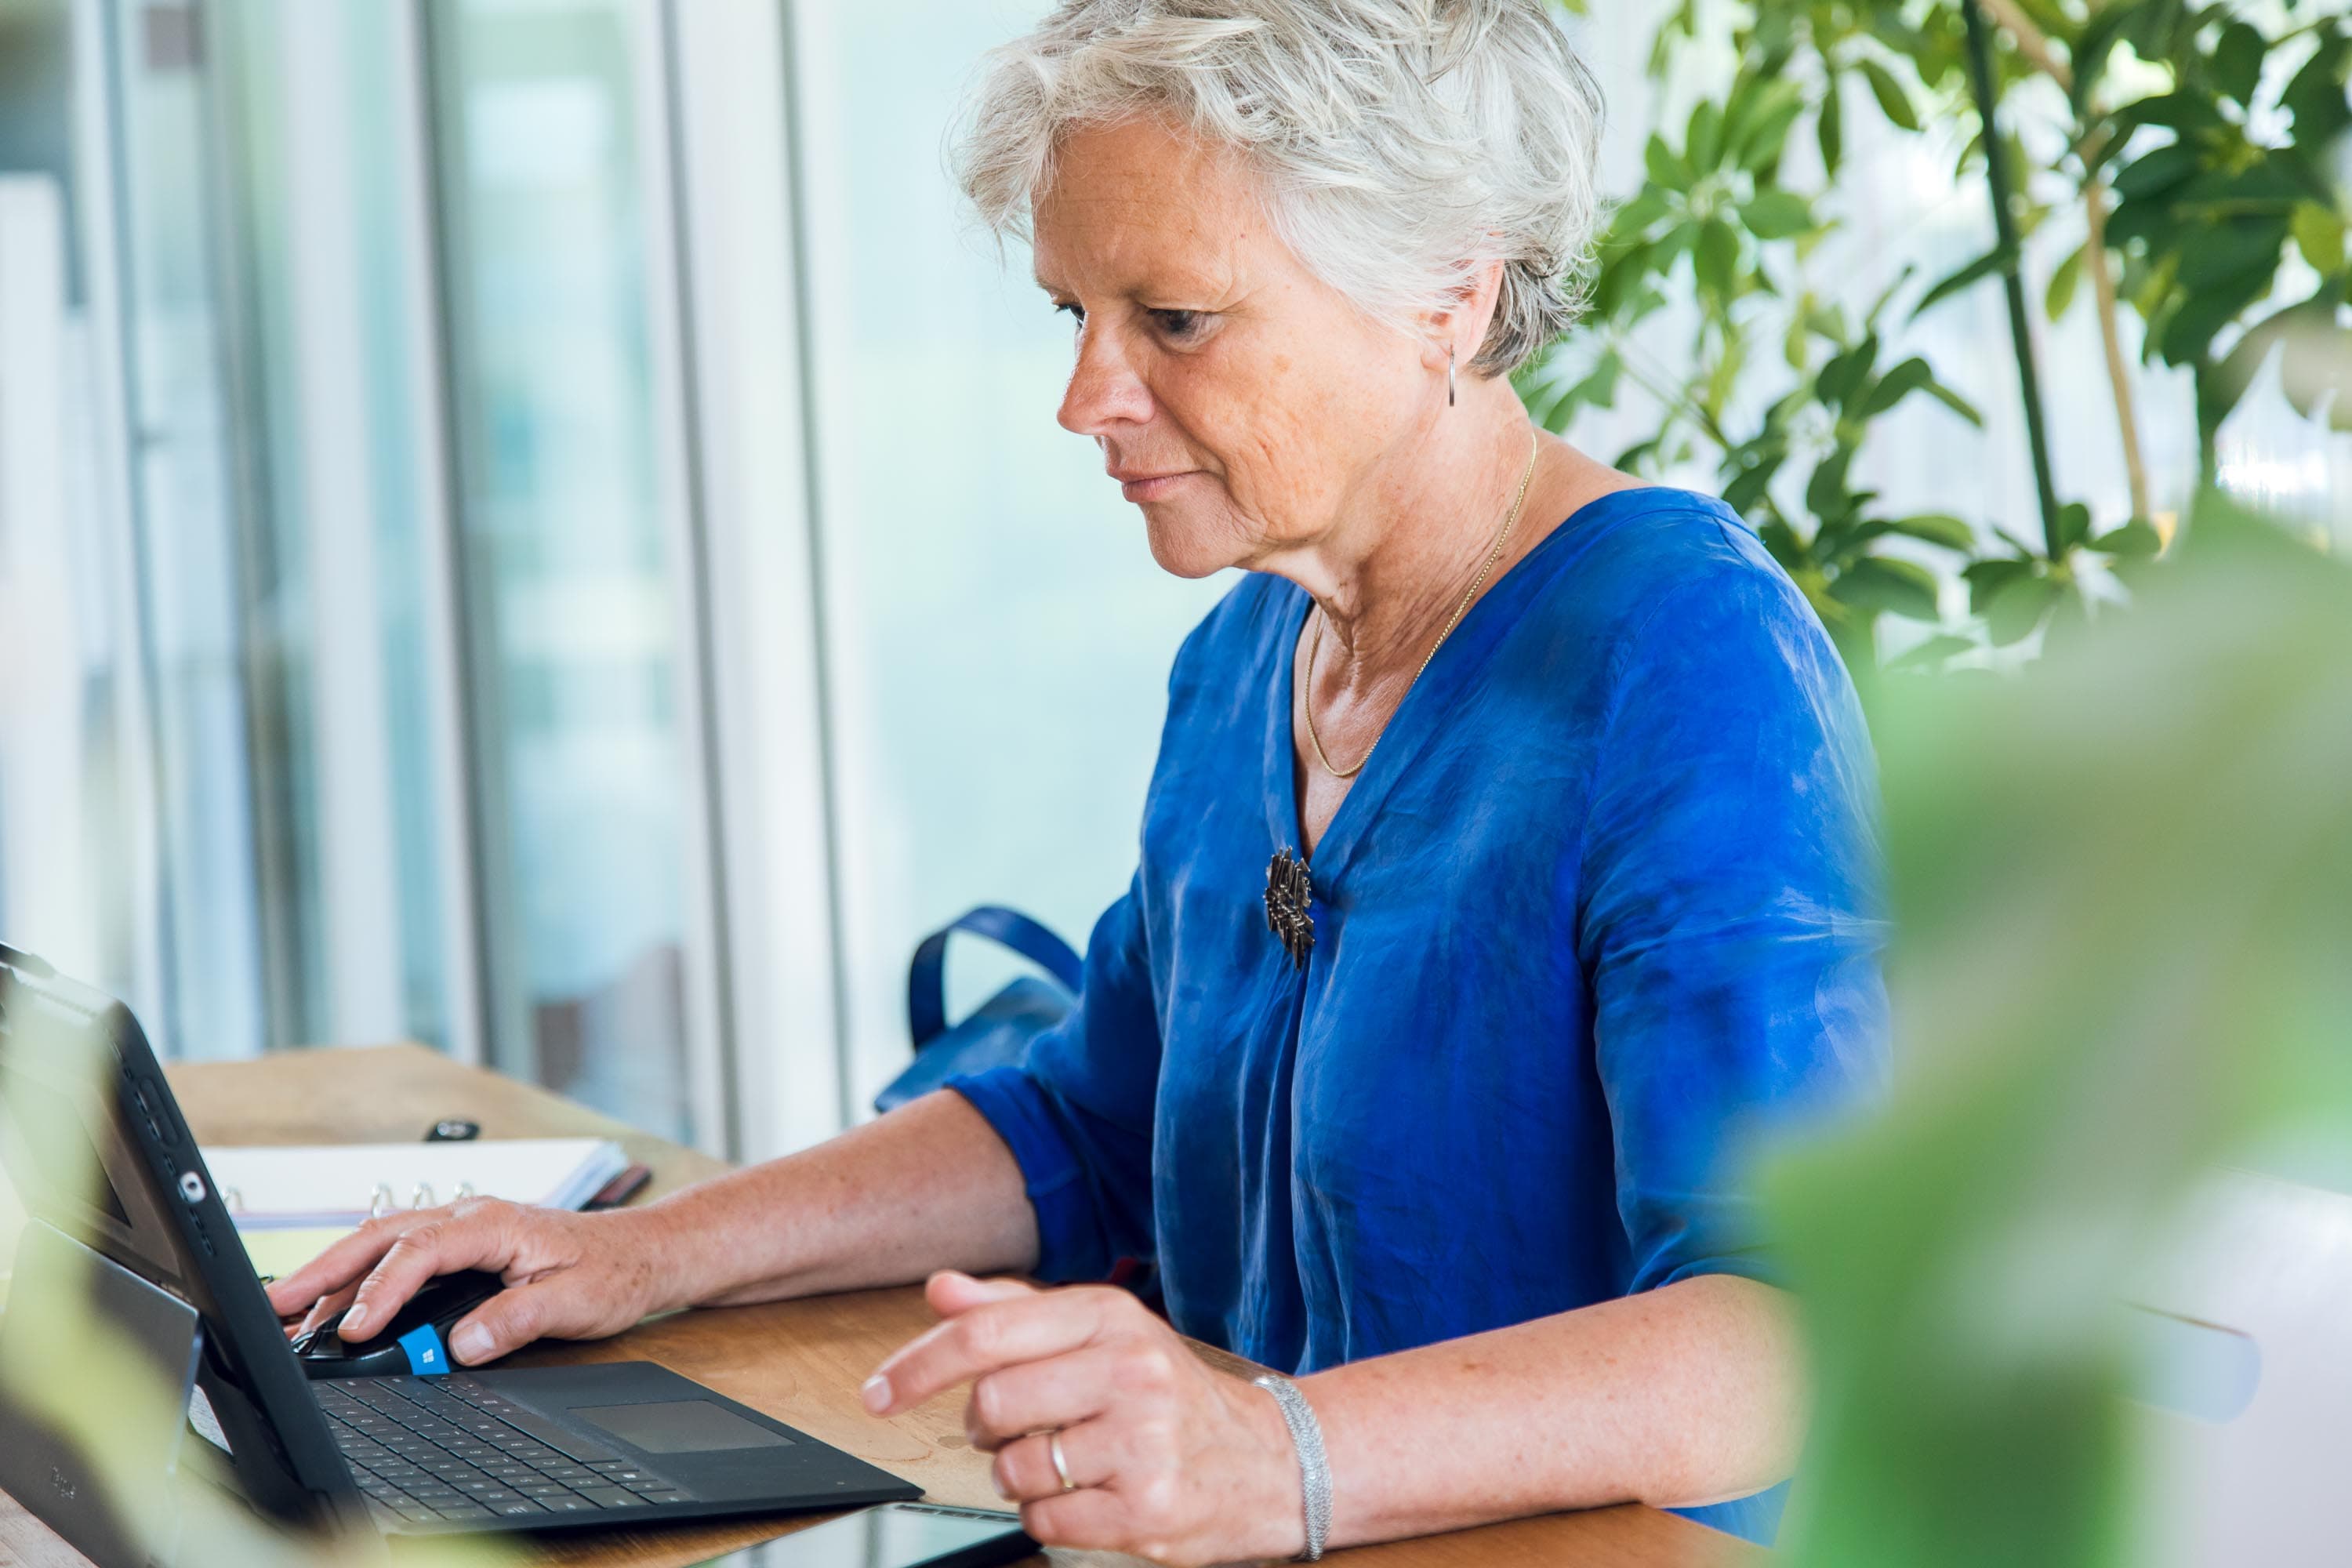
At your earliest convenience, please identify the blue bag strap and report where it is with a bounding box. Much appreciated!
[907,906,1084,1049]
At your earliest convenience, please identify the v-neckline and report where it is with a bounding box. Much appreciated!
[1262,486,1668,890]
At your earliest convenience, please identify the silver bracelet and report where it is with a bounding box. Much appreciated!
[1252,1374,1330,1561]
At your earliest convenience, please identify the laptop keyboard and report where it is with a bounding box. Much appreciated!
[317,1374,691,1527]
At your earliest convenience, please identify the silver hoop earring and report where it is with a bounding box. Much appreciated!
[1447,347,1457,408]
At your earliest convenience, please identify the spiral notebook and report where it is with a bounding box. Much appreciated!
[201,1138,631,1231]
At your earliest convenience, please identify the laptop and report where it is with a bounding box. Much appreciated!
[0,944,920,1565]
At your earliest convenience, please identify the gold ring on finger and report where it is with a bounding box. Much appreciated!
[1048,1429,1076,1494]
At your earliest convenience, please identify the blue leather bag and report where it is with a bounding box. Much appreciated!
[876,906,1083,1115]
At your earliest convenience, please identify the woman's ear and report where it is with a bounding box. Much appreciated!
[1424,257,1508,371]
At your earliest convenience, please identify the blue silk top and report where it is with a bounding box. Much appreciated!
[950,488,1889,1543]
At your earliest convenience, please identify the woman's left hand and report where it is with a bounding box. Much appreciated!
[865,1271,1305,1566]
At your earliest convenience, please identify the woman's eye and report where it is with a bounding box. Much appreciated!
[1152,309,1204,340]
[1055,301,1085,328]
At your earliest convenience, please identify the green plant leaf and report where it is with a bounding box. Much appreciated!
[1863,356,1936,418]
[1884,514,1978,551]
[2176,216,2292,291]
[2045,242,2086,320]
[1724,454,1784,516]
[1818,78,1845,176]
[2090,520,2165,557]
[1688,99,1726,172]
[1757,517,1806,565]
[1922,379,1984,428]
[1884,632,1977,673]
[1696,217,1741,300]
[2212,290,2352,433]
[2106,193,2180,252]
[1586,240,1653,319]
[1817,338,1878,412]
[2211,20,2265,107]
[2116,92,2229,135]
[1734,85,1808,174]
[2291,203,2348,278]
[1741,188,1816,241]
[2174,160,2306,216]
[2159,263,2276,369]
[2110,142,2201,205]
[2282,31,2352,146]
[1912,245,2012,321]
[1644,134,1691,192]
[2069,0,2147,116]
[1785,306,1813,371]
[1963,557,2035,610]
[1981,572,2061,645]
[1606,186,1676,241]
[1833,556,1944,622]
[1858,57,1921,132]
[1806,445,1860,522]
[1615,435,1664,474]
[2056,501,2093,554]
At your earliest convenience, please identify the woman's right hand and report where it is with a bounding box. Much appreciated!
[263,1198,681,1367]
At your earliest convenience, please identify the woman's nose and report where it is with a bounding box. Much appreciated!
[1058,325,1153,436]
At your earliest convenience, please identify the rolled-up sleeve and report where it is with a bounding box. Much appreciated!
[1577,557,1891,1294]
[947,876,1162,1283]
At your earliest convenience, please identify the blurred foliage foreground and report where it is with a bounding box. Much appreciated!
[1772,495,2352,1567]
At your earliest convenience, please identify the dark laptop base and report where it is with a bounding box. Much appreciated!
[325,1362,916,1535]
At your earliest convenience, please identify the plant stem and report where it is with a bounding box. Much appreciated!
[2082,165,2153,520]
[1962,0,2066,558]
[1976,0,2072,91]
[1974,0,2156,523]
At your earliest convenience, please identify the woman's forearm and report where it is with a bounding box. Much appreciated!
[1301,1274,1804,1547]
[643,1091,1040,1308]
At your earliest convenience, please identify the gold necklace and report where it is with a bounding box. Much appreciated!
[1302,430,1541,781]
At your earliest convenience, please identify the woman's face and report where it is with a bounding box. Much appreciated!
[1033,115,1436,579]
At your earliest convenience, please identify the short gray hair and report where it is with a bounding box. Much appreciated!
[954,0,1605,376]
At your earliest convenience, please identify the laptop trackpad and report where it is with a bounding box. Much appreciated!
[571,1399,795,1454]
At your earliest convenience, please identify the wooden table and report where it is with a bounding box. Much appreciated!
[0,1046,1759,1568]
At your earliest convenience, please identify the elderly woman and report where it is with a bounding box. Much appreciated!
[272,2,1886,1561]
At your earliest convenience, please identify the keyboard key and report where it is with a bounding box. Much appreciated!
[539,1495,601,1513]
[432,1503,495,1520]
[571,1486,635,1508]
[619,1477,679,1495]
[489,1409,622,1463]
[491,1500,546,1517]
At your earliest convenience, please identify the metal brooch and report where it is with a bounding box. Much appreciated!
[1264,848,1315,970]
